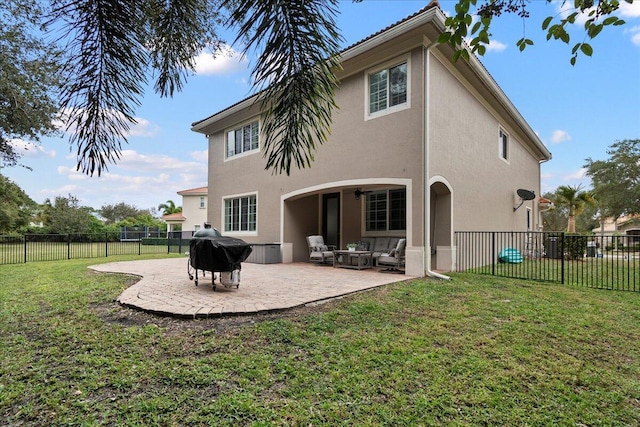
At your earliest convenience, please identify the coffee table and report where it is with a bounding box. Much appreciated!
[333,250,374,270]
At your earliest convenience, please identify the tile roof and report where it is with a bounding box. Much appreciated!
[539,196,553,205]
[161,212,186,221]
[177,186,208,195]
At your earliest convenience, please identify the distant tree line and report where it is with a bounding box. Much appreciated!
[0,173,175,235]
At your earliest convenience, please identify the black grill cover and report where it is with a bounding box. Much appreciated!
[189,237,252,272]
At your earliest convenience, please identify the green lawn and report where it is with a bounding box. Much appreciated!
[0,241,188,264]
[469,256,640,292]
[1,256,639,426]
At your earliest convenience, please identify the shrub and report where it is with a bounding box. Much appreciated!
[564,233,588,260]
[141,238,190,247]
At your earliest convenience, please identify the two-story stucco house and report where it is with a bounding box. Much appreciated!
[162,186,208,236]
[190,3,551,277]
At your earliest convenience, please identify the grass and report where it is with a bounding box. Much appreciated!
[471,256,640,292]
[1,255,640,426]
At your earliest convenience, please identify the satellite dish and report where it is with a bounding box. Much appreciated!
[514,189,536,211]
[517,189,536,201]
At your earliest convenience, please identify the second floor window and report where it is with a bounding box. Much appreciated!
[369,61,408,115]
[226,121,259,158]
[199,196,205,209]
[499,129,509,161]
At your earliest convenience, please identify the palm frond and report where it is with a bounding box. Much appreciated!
[147,0,224,97]
[51,0,148,176]
[227,0,343,175]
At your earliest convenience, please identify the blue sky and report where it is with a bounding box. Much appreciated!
[4,0,640,212]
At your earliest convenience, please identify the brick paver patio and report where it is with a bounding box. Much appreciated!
[89,258,415,318]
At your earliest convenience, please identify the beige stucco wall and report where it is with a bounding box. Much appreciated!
[202,43,547,272]
[181,194,208,232]
[207,47,426,249]
[428,51,542,233]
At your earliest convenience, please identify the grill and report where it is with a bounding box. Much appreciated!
[187,227,252,291]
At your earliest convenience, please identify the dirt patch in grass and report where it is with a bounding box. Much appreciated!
[91,297,341,336]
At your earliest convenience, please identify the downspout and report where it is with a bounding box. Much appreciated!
[537,156,553,230]
[423,39,450,280]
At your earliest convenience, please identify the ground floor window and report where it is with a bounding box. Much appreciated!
[365,188,406,232]
[224,195,256,232]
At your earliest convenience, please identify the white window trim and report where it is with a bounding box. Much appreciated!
[499,127,510,164]
[199,196,206,209]
[221,191,258,236]
[224,118,261,161]
[364,54,411,121]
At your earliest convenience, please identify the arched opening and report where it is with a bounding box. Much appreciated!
[430,180,453,271]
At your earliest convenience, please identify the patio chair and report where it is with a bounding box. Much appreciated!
[307,235,335,265]
[377,238,406,272]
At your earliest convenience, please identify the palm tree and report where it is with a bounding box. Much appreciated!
[554,185,596,232]
[157,200,182,216]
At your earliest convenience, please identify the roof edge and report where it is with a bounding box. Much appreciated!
[191,3,444,133]
[465,53,551,160]
[191,2,551,162]
[177,186,208,195]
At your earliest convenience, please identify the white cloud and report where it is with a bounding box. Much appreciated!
[616,2,640,46]
[554,0,640,27]
[9,139,56,159]
[99,172,172,187]
[564,168,587,181]
[486,39,508,53]
[177,172,207,187]
[194,44,248,76]
[554,0,592,25]
[116,150,207,174]
[626,25,640,46]
[128,117,160,138]
[487,40,507,52]
[189,150,208,162]
[51,149,208,207]
[463,35,507,53]
[57,166,89,181]
[550,130,571,144]
[58,150,207,180]
[51,166,200,209]
[57,184,80,193]
[620,1,640,18]
[56,108,159,138]
[38,184,81,200]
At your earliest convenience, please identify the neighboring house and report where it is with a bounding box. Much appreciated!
[161,186,208,236]
[190,3,551,276]
[592,215,640,246]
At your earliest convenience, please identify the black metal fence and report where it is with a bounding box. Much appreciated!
[0,231,195,265]
[455,231,640,292]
